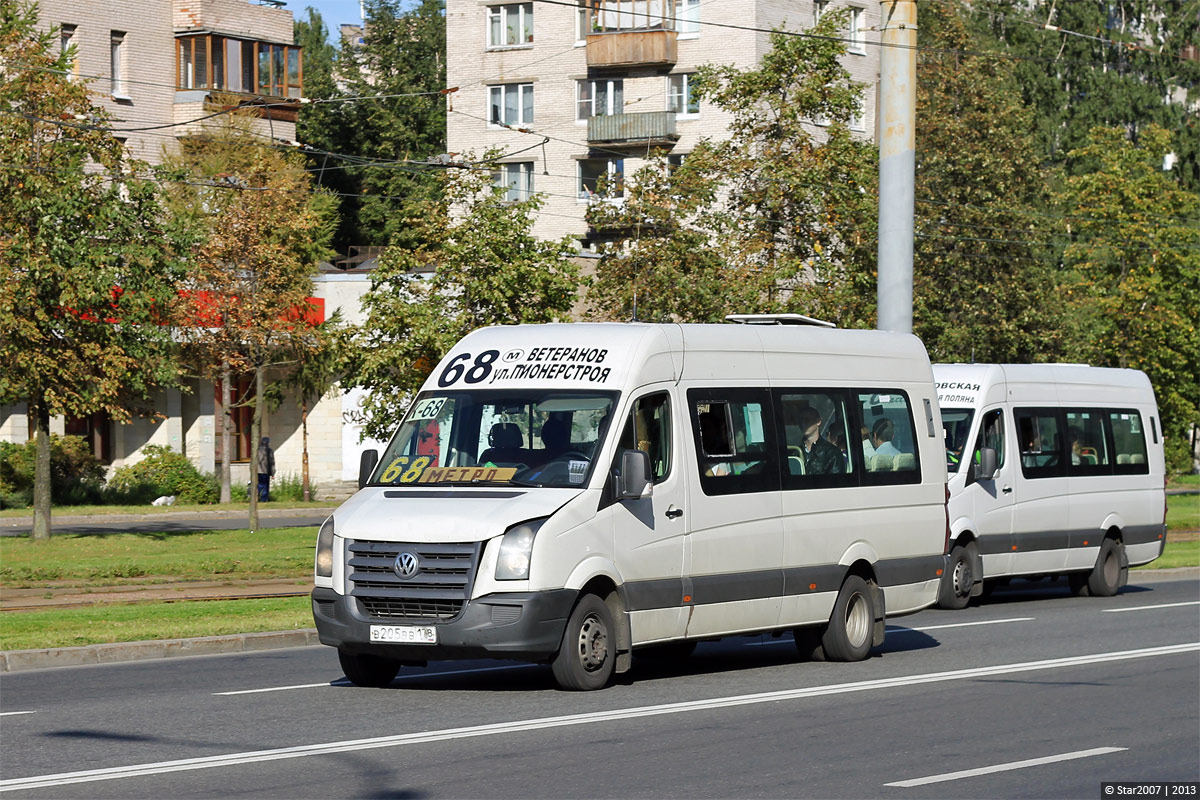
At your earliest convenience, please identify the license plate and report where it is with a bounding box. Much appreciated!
[369,625,438,645]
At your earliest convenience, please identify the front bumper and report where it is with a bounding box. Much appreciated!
[311,586,577,663]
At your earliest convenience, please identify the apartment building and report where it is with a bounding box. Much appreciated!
[35,0,300,165]
[446,0,880,245]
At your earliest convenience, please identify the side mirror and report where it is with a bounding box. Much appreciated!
[976,447,998,481]
[358,449,379,489]
[615,449,653,500]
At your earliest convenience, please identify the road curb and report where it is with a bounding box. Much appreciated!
[0,629,322,673]
[1,508,338,529]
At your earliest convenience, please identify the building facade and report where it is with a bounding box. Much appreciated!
[446,0,881,245]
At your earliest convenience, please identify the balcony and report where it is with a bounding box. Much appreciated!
[587,111,678,146]
[584,0,678,67]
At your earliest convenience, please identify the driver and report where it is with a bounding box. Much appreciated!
[539,418,571,463]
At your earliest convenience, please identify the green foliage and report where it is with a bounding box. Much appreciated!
[330,0,447,250]
[271,472,317,501]
[587,11,879,325]
[968,0,1200,190]
[0,3,190,428]
[0,436,106,508]
[1055,124,1200,472]
[106,446,219,505]
[348,165,580,438]
[912,0,1065,363]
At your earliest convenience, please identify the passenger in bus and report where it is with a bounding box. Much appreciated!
[797,406,846,474]
[538,418,571,463]
[870,418,902,457]
[861,425,876,459]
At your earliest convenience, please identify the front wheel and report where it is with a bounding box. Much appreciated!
[821,575,875,662]
[338,649,400,688]
[551,594,615,690]
[937,541,978,610]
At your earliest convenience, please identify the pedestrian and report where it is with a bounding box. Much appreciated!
[256,436,275,501]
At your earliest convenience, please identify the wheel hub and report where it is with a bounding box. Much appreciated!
[953,557,973,597]
[576,613,608,672]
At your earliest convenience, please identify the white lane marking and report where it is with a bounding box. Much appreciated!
[885,746,1127,787]
[213,664,533,695]
[3,643,1195,793]
[1103,601,1200,614]
[0,711,36,717]
[888,617,1035,633]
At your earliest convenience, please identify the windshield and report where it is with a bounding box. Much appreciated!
[942,408,975,473]
[371,389,619,489]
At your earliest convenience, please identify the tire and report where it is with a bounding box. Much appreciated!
[1087,538,1125,597]
[338,649,400,688]
[821,575,875,662]
[937,541,978,610]
[793,627,826,662]
[551,594,615,690]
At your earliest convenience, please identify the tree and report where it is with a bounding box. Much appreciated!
[1056,124,1200,472]
[912,0,1065,363]
[294,9,359,252]
[280,312,347,502]
[349,165,579,439]
[165,113,334,531]
[335,0,447,250]
[0,1,190,537]
[969,0,1200,190]
[586,11,879,326]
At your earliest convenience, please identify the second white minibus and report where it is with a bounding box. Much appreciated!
[935,363,1167,608]
[313,318,949,689]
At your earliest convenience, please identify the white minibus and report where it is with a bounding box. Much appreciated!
[313,318,948,690]
[934,363,1167,609]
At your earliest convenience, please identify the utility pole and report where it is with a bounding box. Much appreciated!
[877,0,916,333]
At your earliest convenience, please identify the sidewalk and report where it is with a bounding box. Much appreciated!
[1,506,339,536]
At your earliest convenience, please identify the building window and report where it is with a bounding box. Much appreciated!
[111,31,128,98]
[60,24,78,80]
[493,161,534,202]
[675,0,700,35]
[577,0,590,41]
[590,0,675,32]
[487,3,534,48]
[177,35,301,98]
[577,78,623,120]
[847,7,865,54]
[667,152,687,171]
[489,83,534,126]
[814,0,829,23]
[579,158,624,200]
[667,73,698,115]
[851,90,866,131]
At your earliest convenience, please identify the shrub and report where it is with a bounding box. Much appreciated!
[0,436,106,509]
[271,472,317,501]
[106,445,219,505]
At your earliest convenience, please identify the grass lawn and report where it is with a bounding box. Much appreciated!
[0,527,317,585]
[1167,492,1199,533]
[0,500,335,518]
[0,596,312,651]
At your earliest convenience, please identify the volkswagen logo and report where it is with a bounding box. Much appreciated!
[393,552,420,579]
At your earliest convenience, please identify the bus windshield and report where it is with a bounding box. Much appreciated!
[371,390,619,489]
[942,408,974,472]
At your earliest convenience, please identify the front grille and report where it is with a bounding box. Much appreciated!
[348,540,480,622]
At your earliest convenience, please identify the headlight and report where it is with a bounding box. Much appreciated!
[495,518,546,580]
[315,516,335,578]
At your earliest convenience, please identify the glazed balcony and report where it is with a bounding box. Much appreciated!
[584,0,678,68]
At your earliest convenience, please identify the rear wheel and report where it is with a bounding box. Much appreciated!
[821,575,875,662]
[338,649,400,688]
[551,593,615,690]
[1087,538,1125,597]
[937,541,978,609]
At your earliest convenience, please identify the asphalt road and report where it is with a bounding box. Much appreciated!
[1,578,1197,800]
